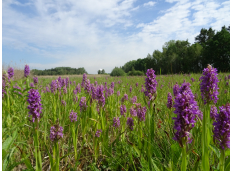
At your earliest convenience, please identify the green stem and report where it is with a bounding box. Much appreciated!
[181,139,187,171]
[202,104,210,171]
[219,150,225,171]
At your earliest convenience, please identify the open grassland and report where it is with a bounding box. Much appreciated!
[2,69,230,171]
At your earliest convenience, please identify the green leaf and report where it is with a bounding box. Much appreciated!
[209,144,221,158]
[225,149,230,156]
[151,159,160,171]
[225,156,230,171]
[170,143,181,165]
[2,137,13,151]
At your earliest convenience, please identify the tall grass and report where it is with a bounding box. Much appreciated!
[2,66,230,170]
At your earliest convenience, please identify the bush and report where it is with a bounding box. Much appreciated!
[110,67,125,76]
[128,70,144,76]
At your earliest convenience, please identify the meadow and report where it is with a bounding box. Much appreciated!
[2,66,230,171]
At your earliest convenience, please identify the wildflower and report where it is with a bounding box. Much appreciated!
[137,106,147,122]
[79,97,87,112]
[111,82,114,88]
[30,82,35,88]
[95,129,102,137]
[213,103,230,150]
[96,85,105,107]
[81,73,87,88]
[76,83,81,93]
[108,87,114,96]
[130,96,137,104]
[191,77,195,82]
[172,82,201,145]
[136,82,138,87]
[50,80,57,93]
[117,91,120,96]
[91,84,97,100]
[120,105,127,117]
[46,86,50,92]
[69,110,77,122]
[7,67,14,79]
[50,124,63,142]
[144,69,158,101]
[130,106,137,117]
[73,96,78,103]
[210,105,217,120]
[199,64,219,104]
[173,83,180,97]
[167,92,173,109]
[127,117,134,130]
[84,79,91,94]
[24,65,30,77]
[27,89,42,122]
[130,86,132,93]
[63,86,67,94]
[61,100,66,106]
[113,117,120,128]
[33,77,38,85]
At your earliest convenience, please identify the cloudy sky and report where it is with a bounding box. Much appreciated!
[2,0,230,74]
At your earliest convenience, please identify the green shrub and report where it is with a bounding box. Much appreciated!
[110,67,125,76]
[128,70,144,76]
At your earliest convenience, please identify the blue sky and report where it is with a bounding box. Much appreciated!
[2,0,230,74]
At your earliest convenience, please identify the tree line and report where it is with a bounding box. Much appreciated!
[115,25,230,75]
[32,67,88,76]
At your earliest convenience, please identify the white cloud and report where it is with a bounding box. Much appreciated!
[2,0,230,74]
[143,1,156,7]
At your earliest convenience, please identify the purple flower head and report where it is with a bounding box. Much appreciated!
[167,92,173,109]
[81,73,87,88]
[73,96,78,103]
[113,117,120,128]
[136,82,138,87]
[226,82,229,86]
[50,124,63,142]
[124,94,128,100]
[224,90,228,94]
[69,110,77,122]
[46,86,50,92]
[91,84,97,100]
[130,106,137,117]
[199,65,219,104]
[144,69,158,101]
[111,82,114,89]
[63,86,67,94]
[120,105,127,117]
[76,83,81,93]
[137,106,147,122]
[96,85,105,107]
[79,97,87,112]
[73,89,77,95]
[30,82,35,88]
[213,103,230,150]
[210,105,217,120]
[84,79,91,94]
[172,82,202,145]
[191,77,195,82]
[7,67,14,79]
[61,100,66,106]
[61,79,66,87]
[50,80,58,93]
[130,86,132,93]
[33,77,38,85]
[27,89,42,122]
[130,96,137,104]
[24,65,30,77]
[127,117,134,131]
[94,81,98,86]
[141,86,145,92]
[173,83,180,97]
[95,129,102,137]
[117,91,120,96]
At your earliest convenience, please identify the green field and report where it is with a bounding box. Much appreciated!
[2,70,230,170]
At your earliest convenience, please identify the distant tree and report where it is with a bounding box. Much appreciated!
[110,67,125,76]
[195,27,215,46]
[98,70,101,74]
[203,26,230,72]
[102,69,105,74]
